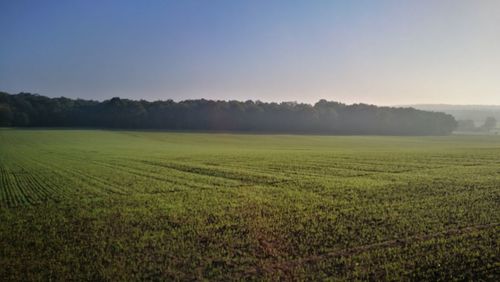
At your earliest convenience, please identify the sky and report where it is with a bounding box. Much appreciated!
[1,0,499,105]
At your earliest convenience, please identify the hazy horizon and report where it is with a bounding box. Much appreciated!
[5,90,500,108]
[2,0,500,105]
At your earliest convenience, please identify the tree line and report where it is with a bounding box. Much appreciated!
[457,117,497,133]
[0,91,457,135]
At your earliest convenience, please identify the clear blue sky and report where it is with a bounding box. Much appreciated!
[1,0,499,105]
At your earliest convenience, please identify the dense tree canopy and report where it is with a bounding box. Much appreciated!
[0,91,457,135]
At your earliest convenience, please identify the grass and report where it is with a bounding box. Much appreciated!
[0,128,499,280]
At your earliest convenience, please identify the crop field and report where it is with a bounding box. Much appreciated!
[0,129,499,280]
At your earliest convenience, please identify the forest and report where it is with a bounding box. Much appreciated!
[0,91,457,135]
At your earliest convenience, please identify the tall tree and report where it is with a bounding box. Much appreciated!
[482,117,497,132]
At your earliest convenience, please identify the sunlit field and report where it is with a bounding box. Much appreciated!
[1,129,499,280]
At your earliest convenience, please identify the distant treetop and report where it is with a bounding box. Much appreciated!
[0,91,457,135]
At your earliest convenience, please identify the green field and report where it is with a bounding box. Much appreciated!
[0,129,499,280]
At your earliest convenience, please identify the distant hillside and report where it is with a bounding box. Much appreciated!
[407,104,500,123]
